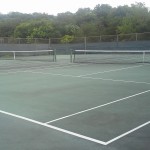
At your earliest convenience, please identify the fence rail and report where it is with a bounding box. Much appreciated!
[0,32,150,54]
[0,32,150,44]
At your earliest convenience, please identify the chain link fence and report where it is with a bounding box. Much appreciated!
[0,32,150,54]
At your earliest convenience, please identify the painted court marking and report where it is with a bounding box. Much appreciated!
[0,63,143,75]
[0,62,88,73]
[0,62,149,145]
[0,88,150,146]
[78,64,144,77]
[45,89,150,123]
[1,68,150,85]
[21,70,150,85]
[0,110,149,146]
[1,64,149,85]
[0,109,107,145]
[105,121,150,145]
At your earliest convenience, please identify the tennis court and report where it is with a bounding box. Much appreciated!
[0,52,150,150]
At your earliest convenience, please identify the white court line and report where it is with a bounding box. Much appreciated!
[78,65,144,77]
[105,121,150,145]
[0,106,149,146]
[0,68,150,85]
[0,63,88,74]
[21,70,150,85]
[21,63,89,71]
[82,76,150,85]
[45,89,150,124]
[0,63,144,75]
[0,110,107,145]
[1,64,150,86]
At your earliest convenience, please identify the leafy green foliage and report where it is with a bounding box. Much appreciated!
[0,2,150,38]
[61,35,74,43]
[14,19,55,39]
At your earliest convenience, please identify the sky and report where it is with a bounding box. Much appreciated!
[0,0,150,15]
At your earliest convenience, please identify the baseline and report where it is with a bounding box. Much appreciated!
[1,109,148,146]
[0,109,107,145]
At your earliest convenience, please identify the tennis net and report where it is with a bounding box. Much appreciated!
[71,50,150,64]
[0,50,56,62]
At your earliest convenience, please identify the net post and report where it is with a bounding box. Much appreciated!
[70,49,73,63]
[73,50,75,63]
[70,49,75,63]
[13,51,16,60]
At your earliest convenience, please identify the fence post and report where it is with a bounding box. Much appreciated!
[35,38,37,50]
[116,35,119,42]
[116,35,119,49]
[99,36,101,42]
[49,38,51,49]
[136,33,138,41]
[84,37,87,50]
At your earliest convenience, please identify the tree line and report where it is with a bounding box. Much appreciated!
[0,2,150,40]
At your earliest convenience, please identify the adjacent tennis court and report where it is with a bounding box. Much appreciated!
[0,53,149,150]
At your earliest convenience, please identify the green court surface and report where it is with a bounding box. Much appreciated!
[0,56,150,150]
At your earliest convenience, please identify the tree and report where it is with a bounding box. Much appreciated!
[117,18,136,34]
[0,3,150,38]
[64,24,80,36]
[94,4,114,35]
[75,8,95,25]
[14,19,55,38]
[80,23,97,36]
[61,35,74,43]
[94,4,112,18]
[117,2,150,34]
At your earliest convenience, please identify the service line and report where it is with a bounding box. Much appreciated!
[45,89,150,124]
